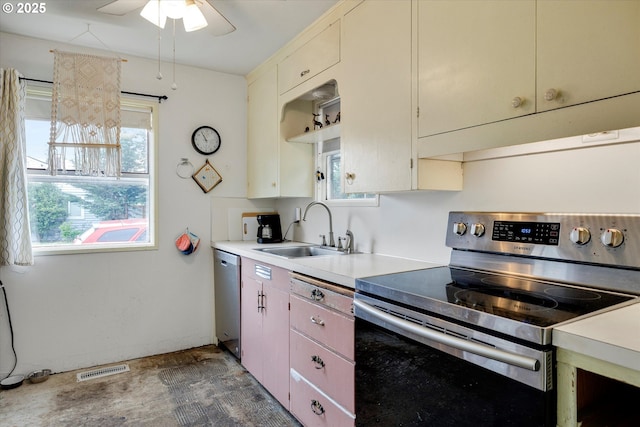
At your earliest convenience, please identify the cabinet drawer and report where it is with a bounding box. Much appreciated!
[290,329,355,413]
[290,369,355,427]
[290,275,353,316]
[290,295,354,360]
[278,21,340,95]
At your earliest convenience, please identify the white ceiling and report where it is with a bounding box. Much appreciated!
[0,0,339,75]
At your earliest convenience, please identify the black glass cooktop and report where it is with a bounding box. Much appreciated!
[356,267,634,328]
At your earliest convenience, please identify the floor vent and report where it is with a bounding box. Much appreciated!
[77,364,130,382]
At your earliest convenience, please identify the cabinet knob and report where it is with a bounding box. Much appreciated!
[271,182,276,187]
[345,172,355,185]
[544,88,559,101]
[300,69,310,78]
[511,97,524,108]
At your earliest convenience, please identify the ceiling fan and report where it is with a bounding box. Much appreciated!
[97,0,236,36]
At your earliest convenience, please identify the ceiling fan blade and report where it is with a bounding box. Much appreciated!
[97,0,148,16]
[203,1,236,36]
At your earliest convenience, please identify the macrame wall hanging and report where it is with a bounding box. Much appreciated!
[49,50,122,177]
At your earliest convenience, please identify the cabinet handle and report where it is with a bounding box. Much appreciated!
[300,69,310,77]
[310,316,325,326]
[311,355,325,369]
[310,288,324,301]
[257,291,265,312]
[511,96,524,108]
[310,399,325,415]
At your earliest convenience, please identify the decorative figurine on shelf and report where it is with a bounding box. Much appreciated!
[325,114,331,126]
[333,111,341,124]
[313,113,323,130]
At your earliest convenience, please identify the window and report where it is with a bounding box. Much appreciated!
[24,86,157,253]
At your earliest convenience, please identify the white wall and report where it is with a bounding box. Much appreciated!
[0,33,247,375]
[278,141,640,265]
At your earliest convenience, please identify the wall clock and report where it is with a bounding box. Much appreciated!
[191,125,221,155]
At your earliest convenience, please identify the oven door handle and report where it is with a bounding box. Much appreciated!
[354,299,540,372]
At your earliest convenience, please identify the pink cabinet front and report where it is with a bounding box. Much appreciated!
[290,369,356,427]
[290,329,355,413]
[290,294,355,360]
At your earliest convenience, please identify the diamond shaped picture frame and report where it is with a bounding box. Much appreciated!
[192,159,222,193]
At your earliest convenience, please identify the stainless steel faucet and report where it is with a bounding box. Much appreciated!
[345,229,354,253]
[302,201,335,247]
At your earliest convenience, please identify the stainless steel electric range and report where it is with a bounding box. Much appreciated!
[354,212,640,427]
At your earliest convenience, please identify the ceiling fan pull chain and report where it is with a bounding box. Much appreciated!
[156,0,162,80]
[172,18,177,90]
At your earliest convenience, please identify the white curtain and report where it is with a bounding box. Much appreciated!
[0,68,33,266]
[49,50,122,177]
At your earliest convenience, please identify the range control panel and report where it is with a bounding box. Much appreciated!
[492,221,561,246]
[445,212,640,269]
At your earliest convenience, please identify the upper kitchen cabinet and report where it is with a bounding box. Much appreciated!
[247,66,279,198]
[418,0,536,138]
[340,0,413,193]
[278,21,341,95]
[247,65,314,199]
[418,0,640,157]
[536,0,640,112]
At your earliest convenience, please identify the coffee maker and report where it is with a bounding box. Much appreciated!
[256,214,283,243]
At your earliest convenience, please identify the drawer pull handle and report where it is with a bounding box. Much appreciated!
[310,399,325,415]
[310,316,325,326]
[311,355,325,369]
[300,69,310,77]
[310,288,324,301]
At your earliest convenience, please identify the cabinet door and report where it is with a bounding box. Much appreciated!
[537,0,640,112]
[247,66,279,198]
[278,22,341,95]
[418,0,535,137]
[341,0,412,193]
[240,275,263,379]
[261,283,291,408]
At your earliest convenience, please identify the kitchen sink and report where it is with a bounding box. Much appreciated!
[255,245,346,258]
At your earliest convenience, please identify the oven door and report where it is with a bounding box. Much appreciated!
[354,296,556,427]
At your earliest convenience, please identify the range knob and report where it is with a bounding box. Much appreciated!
[470,223,485,237]
[569,227,591,245]
[452,222,467,236]
[601,228,624,248]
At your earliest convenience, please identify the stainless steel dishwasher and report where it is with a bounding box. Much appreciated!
[213,249,241,359]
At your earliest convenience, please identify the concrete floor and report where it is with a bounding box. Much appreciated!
[1,345,301,427]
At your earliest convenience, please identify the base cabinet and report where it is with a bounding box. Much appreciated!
[289,274,355,427]
[240,258,290,408]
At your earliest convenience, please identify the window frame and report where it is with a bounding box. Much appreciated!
[25,85,159,255]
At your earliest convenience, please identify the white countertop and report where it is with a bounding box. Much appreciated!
[553,302,640,372]
[212,240,442,288]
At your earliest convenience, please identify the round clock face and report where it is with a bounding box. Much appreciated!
[191,126,221,155]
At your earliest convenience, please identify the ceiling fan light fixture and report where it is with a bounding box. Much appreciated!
[140,0,167,28]
[162,0,186,19]
[183,0,208,32]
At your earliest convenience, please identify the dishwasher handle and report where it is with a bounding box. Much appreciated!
[354,299,540,372]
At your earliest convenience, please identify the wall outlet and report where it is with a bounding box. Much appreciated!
[295,207,301,223]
